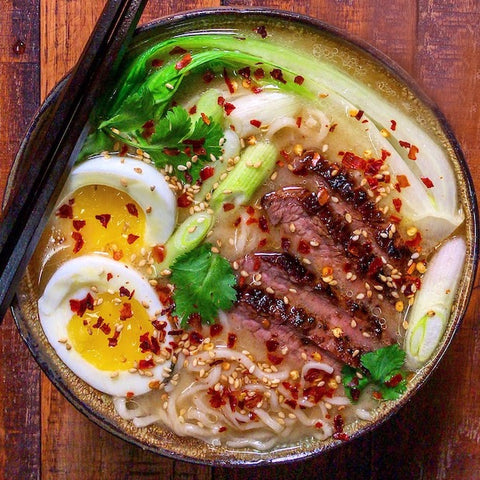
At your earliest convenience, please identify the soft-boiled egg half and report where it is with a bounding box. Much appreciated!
[38,255,173,397]
[44,155,176,270]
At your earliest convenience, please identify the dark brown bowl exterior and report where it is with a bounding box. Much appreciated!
[8,7,479,467]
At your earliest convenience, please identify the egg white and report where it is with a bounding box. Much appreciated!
[38,255,173,397]
[59,155,177,245]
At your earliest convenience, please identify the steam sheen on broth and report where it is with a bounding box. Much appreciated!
[35,19,467,452]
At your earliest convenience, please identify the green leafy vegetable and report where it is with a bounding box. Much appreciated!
[342,344,407,402]
[170,243,237,327]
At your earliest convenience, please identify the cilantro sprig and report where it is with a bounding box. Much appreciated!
[170,244,237,327]
[342,344,407,402]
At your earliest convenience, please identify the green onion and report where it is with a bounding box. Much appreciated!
[155,211,214,272]
[210,142,278,211]
[190,88,224,126]
[404,237,466,368]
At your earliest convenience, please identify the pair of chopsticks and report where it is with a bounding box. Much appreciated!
[0,0,148,320]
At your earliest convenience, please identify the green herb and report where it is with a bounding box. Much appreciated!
[170,243,237,327]
[342,344,407,402]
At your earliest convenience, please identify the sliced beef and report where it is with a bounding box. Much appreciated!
[291,151,411,264]
[232,252,394,367]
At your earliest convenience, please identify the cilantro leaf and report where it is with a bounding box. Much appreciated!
[171,244,237,327]
[342,345,407,403]
[360,344,405,383]
[150,106,191,143]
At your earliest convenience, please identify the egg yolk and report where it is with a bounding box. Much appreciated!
[67,292,155,371]
[58,184,146,261]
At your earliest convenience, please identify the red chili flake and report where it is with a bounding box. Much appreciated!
[257,238,267,248]
[177,192,192,208]
[390,119,397,131]
[119,286,134,299]
[238,66,251,78]
[71,231,84,253]
[354,110,364,121]
[294,75,305,85]
[298,239,311,255]
[250,119,261,128]
[315,421,323,429]
[126,391,134,399]
[208,387,227,408]
[57,203,73,219]
[151,58,163,68]
[138,358,155,370]
[200,112,211,125]
[217,96,225,106]
[127,234,139,245]
[254,25,268,38]
[334,414,344,433]
[169,46,187,55]
[188,105,197,115]
[317,188,330,206]
[408,145,419,160]
[200,68,214,82]
[227,333,237,349]
[113,249,123,261]
[189,331,204,345]
[245,217,258,225]
[108,330,120,347]
[385,373,403,388]
[270,68,287,84]
[95,214,111,228]
[233,216,242,227]
[342,151,366,170]
[285,399,297,409]
[70,292,94,317]
[224,102,236,116]
[223,67,235,94]
[175,53,192,70]
[392,198,402,212]
[252,256,261,272]
[372,391,383,400]
[296,116,302,128]
[421,177,434,188]
[152,245,166,263]
[126,203,139,217]
[329,123,338,133]
[92,316,104,329]
[368,256,384,276]
[304,385,330,403]
[142,119,155,139]
[168,329,184,336]
[367,176,379,190]
[100,323,111,335]
[72,219,85,231]
[107,273,113,281]
[266,339,279,352]
[246,205,255,216]
[258,215,269,233]
[405,231,422,250]
[396,175,410,188]
[210,324,223,337]
[399,140,411,149]
[253,68,265,80]
[119,143,129,156]
[389,215,402,224]
[218,426,227,433]
[119,303,133,320]
[195,167,213,185]
[223,203,235,212]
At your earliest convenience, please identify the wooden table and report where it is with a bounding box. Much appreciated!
[1,1,479,478]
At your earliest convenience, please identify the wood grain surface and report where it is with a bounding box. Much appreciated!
[1,1,479,479]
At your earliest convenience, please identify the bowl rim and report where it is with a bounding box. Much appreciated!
[9,6,480,467]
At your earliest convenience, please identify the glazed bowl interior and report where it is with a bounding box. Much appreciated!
[8,8,479,466]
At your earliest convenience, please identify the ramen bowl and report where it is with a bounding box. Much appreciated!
[7,8,479,466]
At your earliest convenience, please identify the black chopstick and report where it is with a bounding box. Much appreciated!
[0,0,148,320]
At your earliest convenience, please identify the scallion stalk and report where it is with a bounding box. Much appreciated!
[210,142,278,211]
